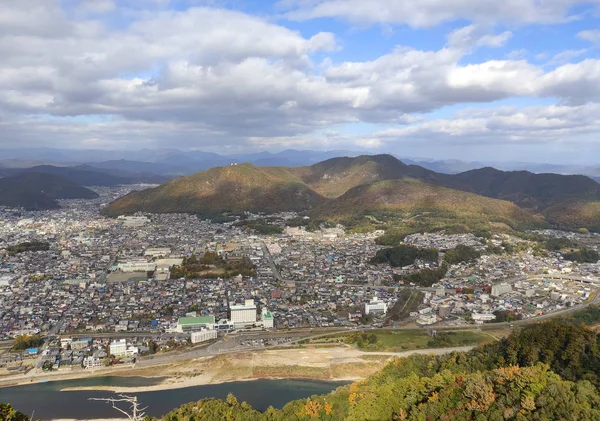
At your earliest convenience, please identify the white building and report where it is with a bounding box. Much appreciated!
[230,299,257,327]
[472,312,497,324]
[364,296,388,315]
[117,260,157,273]
[491,282,513,297]
[261,308,274,329]
[191,329,218,344]
[109,339,138,357]
[83,356,103,369]
[109,339,127,356]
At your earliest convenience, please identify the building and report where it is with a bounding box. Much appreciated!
[416,313,437,325]
[70,338,91,350]
[83,356,103,368]
[491,282,513,297]
[472,312,497,323]
[216,319,235,331]
[261,308,274,329]
[438,304,452,318]
[109,339,127,356]
[191,329,218,344]
[364,296,388,315]
[176,316,216,333]
[109,339,139,357]
[230,299,257,327]
[144,247,171,258]
[117,260,157,273]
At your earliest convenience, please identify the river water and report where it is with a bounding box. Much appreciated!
[0,377,349,420]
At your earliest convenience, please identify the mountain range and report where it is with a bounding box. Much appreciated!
[2,147,599,178]
[103,154,600,233]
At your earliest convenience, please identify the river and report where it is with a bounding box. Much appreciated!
[0,377,349,420]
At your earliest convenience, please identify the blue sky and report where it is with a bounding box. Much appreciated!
[1,0,600,164]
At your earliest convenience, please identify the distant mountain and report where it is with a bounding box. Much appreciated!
[440,167,600,211]
[0,165,171,186]
[0,148,363,175]
[2,147,600,178]
[0,173,99,210]
[85,160,178,174]
[101,164,326,217]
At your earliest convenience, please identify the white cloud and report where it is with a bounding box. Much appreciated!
[0,1,600,157]
[506,49,528,60]
[546,49,589,65]
[78,0,116,14]
[578,29,600,44]
[280,0,600,28]
[367,103,600,146]
[447,25,512,50]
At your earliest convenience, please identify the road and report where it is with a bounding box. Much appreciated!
[261,241,283,283]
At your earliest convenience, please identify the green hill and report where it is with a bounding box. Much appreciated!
[311,178,544,233]
[0,172,99,210]
[102,163,326,217]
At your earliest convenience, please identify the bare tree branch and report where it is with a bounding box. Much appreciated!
[89,395,146,420]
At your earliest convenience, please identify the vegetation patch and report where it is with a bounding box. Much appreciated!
[6,241,50,255]
[370,244,438,267]
[170,252,255,279]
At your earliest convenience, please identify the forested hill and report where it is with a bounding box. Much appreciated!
[0,172,99,210]
[102,154,600,232]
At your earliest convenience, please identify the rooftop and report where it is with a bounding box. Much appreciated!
[177,316,215,325]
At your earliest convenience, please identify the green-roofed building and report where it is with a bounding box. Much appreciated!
[176,316,216,333]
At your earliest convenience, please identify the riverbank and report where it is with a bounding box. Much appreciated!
[1,345,474,394]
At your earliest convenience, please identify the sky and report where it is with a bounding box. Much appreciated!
[1,0,600,164]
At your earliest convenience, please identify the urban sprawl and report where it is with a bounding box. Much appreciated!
[1,186,599,373]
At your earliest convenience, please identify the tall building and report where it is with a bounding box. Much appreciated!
[109,339,127,356]
[230,299,257,327]
[261,308,274,329]
[364,296,388,315]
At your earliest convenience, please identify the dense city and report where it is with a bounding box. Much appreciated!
[1,186,599,375]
